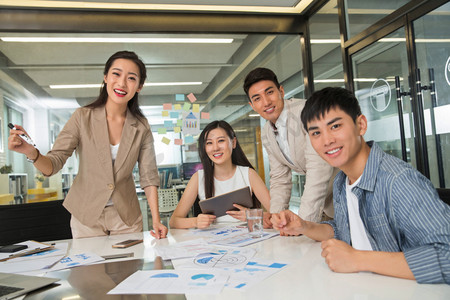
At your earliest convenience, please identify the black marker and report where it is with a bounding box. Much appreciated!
[8,123,36,147]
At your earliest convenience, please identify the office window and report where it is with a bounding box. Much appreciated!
[345,0,411,38]
[310,0,345,91]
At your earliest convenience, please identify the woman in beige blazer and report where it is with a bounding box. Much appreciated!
[8,51,168,239]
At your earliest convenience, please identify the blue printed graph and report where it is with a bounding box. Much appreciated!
[191,274,214,280]
[247,261,286,268]
[150,273,179,278]
[194,252,248,268]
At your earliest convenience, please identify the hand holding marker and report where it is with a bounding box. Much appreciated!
[8,123,36,147]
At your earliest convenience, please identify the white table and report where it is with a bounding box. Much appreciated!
[47,229,450,300]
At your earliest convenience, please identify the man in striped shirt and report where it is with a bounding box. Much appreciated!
[271,87,449,284]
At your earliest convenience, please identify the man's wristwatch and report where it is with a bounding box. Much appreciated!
[26,148,40,163]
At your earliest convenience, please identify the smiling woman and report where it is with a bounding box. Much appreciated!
[7,51,168,239]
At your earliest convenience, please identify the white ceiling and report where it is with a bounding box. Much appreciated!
[0,0,313,13]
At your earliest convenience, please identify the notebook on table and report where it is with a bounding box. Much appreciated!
[198,186,253,217]
[0,272,59,300]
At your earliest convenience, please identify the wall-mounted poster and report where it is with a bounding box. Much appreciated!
[182,112,200,135]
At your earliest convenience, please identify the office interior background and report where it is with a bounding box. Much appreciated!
[0,0,448,236]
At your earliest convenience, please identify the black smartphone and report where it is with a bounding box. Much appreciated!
[0,244,28,253]
[111,239,143,248]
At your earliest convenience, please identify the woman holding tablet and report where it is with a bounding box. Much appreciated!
[8,51,167,239]
[170,120,271,229]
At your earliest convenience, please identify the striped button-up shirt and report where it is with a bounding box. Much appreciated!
[324,141,450,284]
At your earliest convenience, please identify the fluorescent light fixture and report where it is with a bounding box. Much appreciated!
[310,39,341,44]
[314,79,345,83]
[0,37,233,43]
[314,78,393,83]
[49,82,202,89]
[249,114,260,117]
[379,38,406,42]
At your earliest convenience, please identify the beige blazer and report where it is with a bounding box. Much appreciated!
[261,98,336,222]
[47,106,159,227]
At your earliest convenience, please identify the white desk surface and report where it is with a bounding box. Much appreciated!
[56,229,449,300]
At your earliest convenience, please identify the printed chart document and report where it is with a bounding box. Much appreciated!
[0,242,68,274]
[223,258,288,290]
[48,252,104,272]
[177,247,256,269]
[191,226,279,247]
[0,240,54,262]
[108,269,229,295]
[154,239,213,260]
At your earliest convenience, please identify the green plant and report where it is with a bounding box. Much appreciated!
[0,165,12,174]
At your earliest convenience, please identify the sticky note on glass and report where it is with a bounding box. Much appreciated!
[192,104,200,113]
[201,112,210,119]
[176,94,185,101]
[174,126,181,133]
[163,103,172,110]
[170,112,179,119]
[162,111,169,117]
[161,137,170,145]
[164,120,173,128]
[187,93,197,103]
[174,104,182,110]
[158,128,167,134]
[183,102,191,111]
[174,139,183,145]
[177,119,183,126]
[185,136,194,144]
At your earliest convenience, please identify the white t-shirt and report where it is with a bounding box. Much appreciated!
[346,176,372,251]
[198,165,251,223]
[106,143,120,207]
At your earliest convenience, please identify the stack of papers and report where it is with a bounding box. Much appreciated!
[0,241,54,262]
[0,241,104,276]
[110,226,287,295]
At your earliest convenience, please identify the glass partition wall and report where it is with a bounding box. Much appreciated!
[348,1,450,188]
[1,0,448,209]
[0,32,304,205]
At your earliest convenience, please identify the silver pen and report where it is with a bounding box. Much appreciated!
[8,123,36,147]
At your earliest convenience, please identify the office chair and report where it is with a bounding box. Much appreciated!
[157,188,179,226]
[0,200,72,246]
[436,188,450,206]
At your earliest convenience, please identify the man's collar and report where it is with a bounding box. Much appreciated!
[273,104,288,128]
[356,141,382,192]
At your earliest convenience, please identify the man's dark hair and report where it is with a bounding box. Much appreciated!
[243,67,281,100]
[301,87,362,131]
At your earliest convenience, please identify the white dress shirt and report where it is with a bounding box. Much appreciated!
[273,107,293,165]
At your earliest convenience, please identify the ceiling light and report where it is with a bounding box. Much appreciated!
[49,82,202,89]
[379,38,406,42]
[314,78,392,83]
[314,79,345,83]
[249,114,260,117]
[310,39,341,44]
[0,37,233,43]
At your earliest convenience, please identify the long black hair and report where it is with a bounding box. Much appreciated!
[85,50,146,119]
[198,120,260,208]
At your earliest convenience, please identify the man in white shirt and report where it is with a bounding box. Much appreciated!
[243,68,335,222]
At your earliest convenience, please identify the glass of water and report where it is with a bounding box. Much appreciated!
[246,208,263,238]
